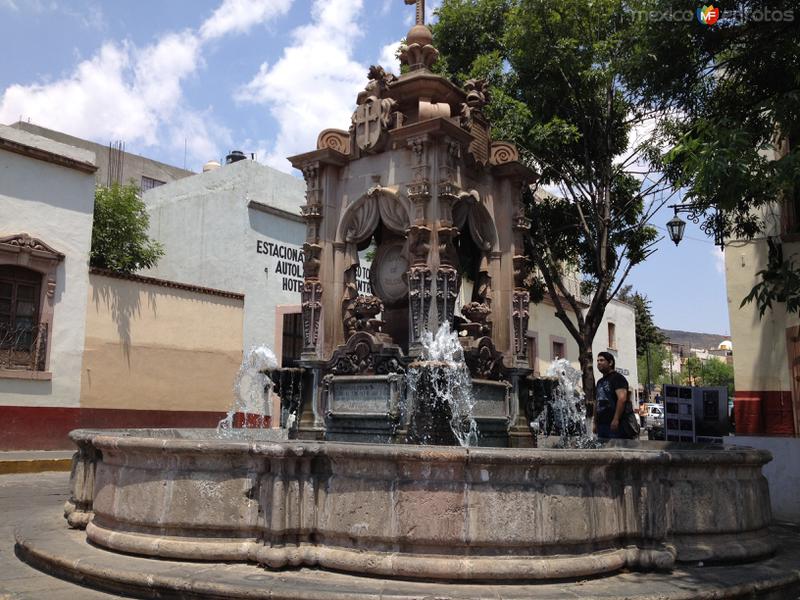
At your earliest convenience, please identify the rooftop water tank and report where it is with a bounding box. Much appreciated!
[226,150,247,164]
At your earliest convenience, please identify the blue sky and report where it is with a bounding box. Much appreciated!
[0,0,731,335]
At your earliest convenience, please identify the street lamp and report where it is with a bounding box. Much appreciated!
[666,214,686,246]
[666,203,725,249]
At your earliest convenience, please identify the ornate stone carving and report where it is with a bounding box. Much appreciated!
[490,141,519,165]
[459,79,489,131]
[302,243,322,279]
[301,163,322,234]
[352,66,399,153]
[474,255,493,308]
[399,0,439,71]
[407,225,431,266]
[464,336,506,381]
[327,331,406,376]
[512,290,530,359]
[435,266,459,328]
[343,294,385,339]
[439,139,461,186]
[437,225,459,269]
[0,233,64,260]
[513,254,531,289]
[317,129,350,155]
[408,266,433,345]
[302,280,323,353]
[408,136,430,184]
[461,301,492,338]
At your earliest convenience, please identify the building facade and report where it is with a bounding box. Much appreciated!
[9,121,194,189]
[723,144,800,521]
[142,158,314,362]
[0,124,96,447]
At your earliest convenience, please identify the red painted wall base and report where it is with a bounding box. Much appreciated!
[734,390,795,436]
[0,406,272,450]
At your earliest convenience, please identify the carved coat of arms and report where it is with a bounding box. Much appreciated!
[354,97,383,152]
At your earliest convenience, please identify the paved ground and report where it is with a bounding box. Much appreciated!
[0,472,125,599]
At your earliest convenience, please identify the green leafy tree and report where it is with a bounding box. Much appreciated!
[637,342,670,388]
[433,0,675,403]
[625,0,800,315]
[680,356,734,397]
[631,293,665,355]
[90,182,164,274]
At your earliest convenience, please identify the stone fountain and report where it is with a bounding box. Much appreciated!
[16,3,799,598]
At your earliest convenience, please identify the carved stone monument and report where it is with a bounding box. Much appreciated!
[288,0,536,445]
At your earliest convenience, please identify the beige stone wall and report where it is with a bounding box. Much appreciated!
[81,273,243,412]
[725,238,800,392]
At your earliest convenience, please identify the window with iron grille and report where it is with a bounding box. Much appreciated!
[0,265,46,370]
[141,176,166,192]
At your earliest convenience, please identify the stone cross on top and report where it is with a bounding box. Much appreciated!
[404,0,425,25]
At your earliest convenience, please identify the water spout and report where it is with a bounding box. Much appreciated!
[406,323,478,447]
[218,345,278,436]
[538,358,598,448]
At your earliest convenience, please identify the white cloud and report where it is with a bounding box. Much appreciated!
[236,0,368,172]
[0,0,292,168]
[199,0,292,41]
[378,41,401,76]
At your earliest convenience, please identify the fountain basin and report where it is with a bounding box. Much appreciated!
[65,428,775,581]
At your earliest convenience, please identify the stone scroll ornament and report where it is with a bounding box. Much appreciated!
[435,267,460,329]
[512,254,531,360]
[408,266,433,345]
[512,290,530,359]
[302,280,322,352]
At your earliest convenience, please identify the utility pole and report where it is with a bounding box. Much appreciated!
[669,343,675,384]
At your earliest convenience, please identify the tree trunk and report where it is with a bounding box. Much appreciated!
[579,344,596,418]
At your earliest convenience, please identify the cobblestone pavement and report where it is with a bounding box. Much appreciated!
[0,472,126,599]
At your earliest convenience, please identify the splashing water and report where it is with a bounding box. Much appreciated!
[407,323,479,447]
[539,358,598,448]
[217,345,278,436]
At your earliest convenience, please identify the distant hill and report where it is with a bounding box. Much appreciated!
[659,329,731,350]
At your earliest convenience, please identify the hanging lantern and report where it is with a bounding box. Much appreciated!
[666,214,686,246]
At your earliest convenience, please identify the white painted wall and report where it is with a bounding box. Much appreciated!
[527,298,638,400]
[591,299,640,403]
[144,160,307,352]
[0,124,95,407]
[726,436,800,522]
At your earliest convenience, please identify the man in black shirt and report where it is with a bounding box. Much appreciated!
[594,351,629,439]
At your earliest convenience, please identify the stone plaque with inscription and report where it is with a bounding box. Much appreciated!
[324,374,403,418]
[472,380,511,420]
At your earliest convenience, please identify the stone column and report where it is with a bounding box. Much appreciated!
[511,190,532,367]
[300,163,323,360]
[406,135,433,354]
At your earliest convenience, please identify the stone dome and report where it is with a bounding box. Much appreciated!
[407,24,433,47]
